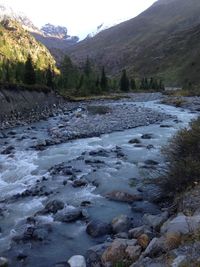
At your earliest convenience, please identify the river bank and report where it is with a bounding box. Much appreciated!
[0,94,198,267]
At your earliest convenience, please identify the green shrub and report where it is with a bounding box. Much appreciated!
[161,117,200,194]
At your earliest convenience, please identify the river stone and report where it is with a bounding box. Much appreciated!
[44,200,65,214]
[141,133,154,139]
[101,239,127,265]
[54,208,83,223]
[86,220,112,237]
[161,214,190,235]
[1,145,15,155]
[72,179,88,188]
[143,237,166,257]
[68,255,86,267]
[101,238,137,265]
[143,211,169,231]
[106,191,142,203]
[112,215,132,233]
[129,138,141,144]
[86,243,111,267]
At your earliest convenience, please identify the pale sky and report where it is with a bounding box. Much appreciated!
[1,0,157,39]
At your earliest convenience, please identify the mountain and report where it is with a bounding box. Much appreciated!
[0,18,57,73]
[66,0,200,86]
[0,3,79,62]
[0,3,40,33]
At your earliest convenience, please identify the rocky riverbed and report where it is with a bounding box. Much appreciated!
[0,93,198,267]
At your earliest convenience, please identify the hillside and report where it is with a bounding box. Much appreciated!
[0,19,57,71]
[66,0,200,86]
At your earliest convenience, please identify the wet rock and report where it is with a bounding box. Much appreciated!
[146,144,155,150]
[160,124,172,128]
[85,159,105,165]
[106,191,143,203]
[89,149,109,157]
[0,257,9,267]
[141,133,154,139]
[1,145,15,155]
[81,201,92,207]
[86,243,111,267]
[54,207,83,223]
[112,215,132,233]
[72,179,88,188]
[143,211,169,231]
[129,138,141,144]
[144,160,159,165]
[68,255,86,267]
[13,224,52,242]
[86,220,112,238]
[115,232,129,239]
[43,200,65,214]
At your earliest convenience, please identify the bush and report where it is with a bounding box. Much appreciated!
[161,117,200,194]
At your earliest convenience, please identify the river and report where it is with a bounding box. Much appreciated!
[0,99,197,267]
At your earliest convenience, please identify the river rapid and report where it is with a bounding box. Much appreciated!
[0,98,197,267]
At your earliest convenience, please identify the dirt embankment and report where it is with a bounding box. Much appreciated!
[0,84,64,129]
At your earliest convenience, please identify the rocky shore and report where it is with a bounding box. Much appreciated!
[0,92,162,130]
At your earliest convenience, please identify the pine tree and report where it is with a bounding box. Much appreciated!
[130,78,136,90]
[84,57,92,77]
[100,66,108,91]
[24,54,36,85]
[120,69,129,92]
[46,65,54,88]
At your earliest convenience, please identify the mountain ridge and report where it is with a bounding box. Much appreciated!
[66,0,200,86]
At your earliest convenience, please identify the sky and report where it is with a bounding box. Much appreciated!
[1,0,157,39]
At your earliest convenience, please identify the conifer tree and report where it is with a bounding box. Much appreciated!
[84,57,92,77]
[46,65,54,88]
[24,54,36,85]
[100,66,108,91]
[130,78,136,90]
[120,69,129,92]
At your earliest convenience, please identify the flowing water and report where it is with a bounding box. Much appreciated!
[0,100,197,266]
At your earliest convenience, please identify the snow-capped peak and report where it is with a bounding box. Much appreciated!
[0,2,41,33]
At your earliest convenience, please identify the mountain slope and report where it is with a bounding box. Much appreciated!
[0,19,57,72]
[67,0,200,86]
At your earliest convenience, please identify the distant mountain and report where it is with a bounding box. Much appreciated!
[66,0,200,87]
[0,3,40,33]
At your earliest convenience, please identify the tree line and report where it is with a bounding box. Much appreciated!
[0,55,165,94]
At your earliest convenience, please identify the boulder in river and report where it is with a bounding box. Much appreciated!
[106,191,143,203]
[141,133,154,139]
[68,255,86,267]
[54,207,83,223]
[1,145,15,155]
[86,220,112,238]
[112,215,132,233]
[42,200,65,214]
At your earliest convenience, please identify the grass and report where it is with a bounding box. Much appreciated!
[161,117,200,195]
